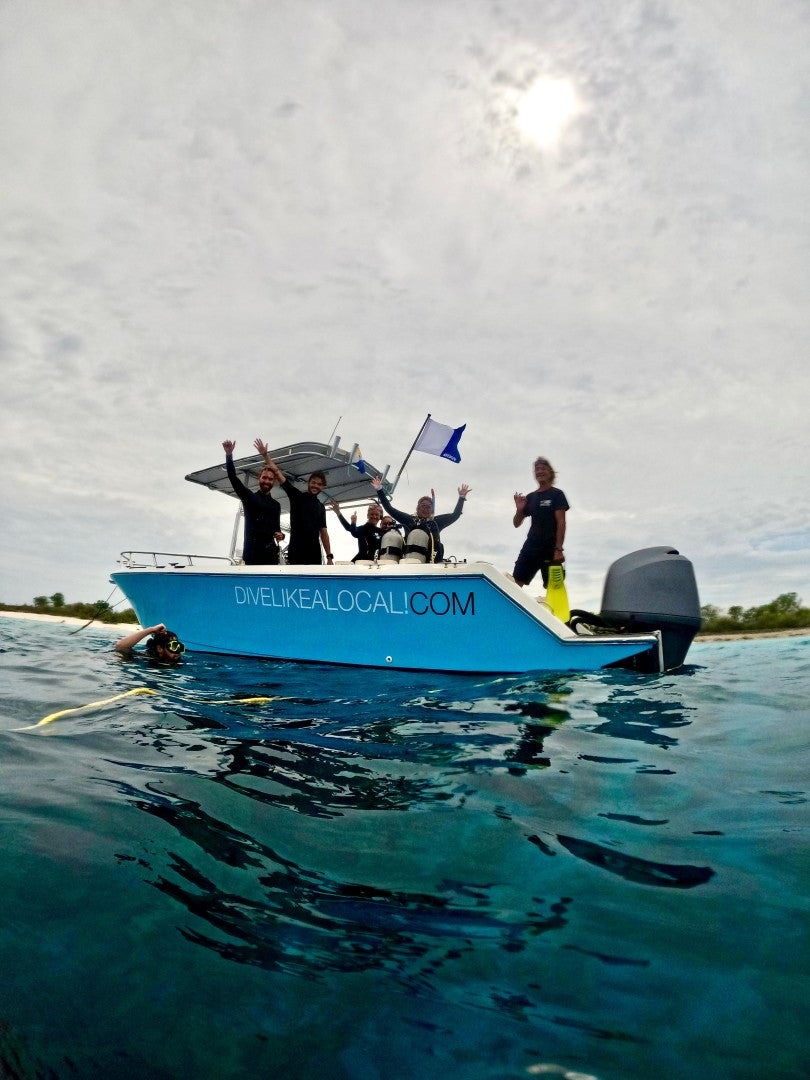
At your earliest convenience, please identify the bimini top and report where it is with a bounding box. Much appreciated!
[185,440,393,512]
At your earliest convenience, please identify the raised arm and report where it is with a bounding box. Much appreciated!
[254,437,285,482]
[329,500,356,536]
[434,486,470,529]
[115,624,165,655]
[370,478,410,526]
[223,439,250,499]
[513,492,528,528]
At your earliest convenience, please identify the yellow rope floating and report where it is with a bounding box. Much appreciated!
[28,688,159,728]
[26,691,285,729]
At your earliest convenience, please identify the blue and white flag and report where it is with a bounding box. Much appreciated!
[413,418,466,463]
[350,444,366,473]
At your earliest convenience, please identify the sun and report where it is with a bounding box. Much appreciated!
[515,76,579,148]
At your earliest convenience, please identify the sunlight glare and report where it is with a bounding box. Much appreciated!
[516,77,578,147]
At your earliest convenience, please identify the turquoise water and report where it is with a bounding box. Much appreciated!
[0,616,807,1080]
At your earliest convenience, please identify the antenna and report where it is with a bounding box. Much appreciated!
[327,415,342,445]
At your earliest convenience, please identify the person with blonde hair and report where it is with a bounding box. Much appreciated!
[370,477,470,563]
[330,500,385,561]
[512,456,569,588]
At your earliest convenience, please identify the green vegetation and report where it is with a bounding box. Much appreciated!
[1,593,137,624]
[699,592,810,635]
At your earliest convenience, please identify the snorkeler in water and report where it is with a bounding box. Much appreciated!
[115,624,185,664]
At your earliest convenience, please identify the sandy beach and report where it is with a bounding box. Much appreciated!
[0,610,140,632]
[693,628,810,642]
[2,608,807,643]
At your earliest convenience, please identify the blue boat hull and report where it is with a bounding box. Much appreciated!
[111,563,659,674]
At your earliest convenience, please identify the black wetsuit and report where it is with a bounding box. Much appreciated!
[377,490,465,563]
[335,513,384,561]
[513,486,569,587]
[282,478,328,565]
[225,455,281,565]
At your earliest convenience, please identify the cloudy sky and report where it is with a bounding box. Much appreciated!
[2,0,808,613]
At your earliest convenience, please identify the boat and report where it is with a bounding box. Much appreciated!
[111,440,701,674]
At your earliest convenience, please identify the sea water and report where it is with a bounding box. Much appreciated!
[0,615,807,1080]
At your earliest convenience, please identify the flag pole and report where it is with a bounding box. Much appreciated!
[388,414,430,496]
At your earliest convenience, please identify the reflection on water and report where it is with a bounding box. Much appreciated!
[556,834,714,888]
[209,738,455,817]
[94,659,716,1001]
[581,683,695,748]
[124,782,573,984]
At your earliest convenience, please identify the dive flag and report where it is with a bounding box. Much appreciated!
[350,444,366,473]
[413,418,466,463]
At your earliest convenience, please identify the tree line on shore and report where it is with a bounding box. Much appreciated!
[699,592,809,634]
[3,590,809,635]
[1,593,137,624]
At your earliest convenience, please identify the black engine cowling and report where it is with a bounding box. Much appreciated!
[599,546,701,671]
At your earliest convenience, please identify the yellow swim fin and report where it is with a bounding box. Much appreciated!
[545,564,570,623]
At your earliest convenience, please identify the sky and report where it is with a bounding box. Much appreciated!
[1,0,808,614]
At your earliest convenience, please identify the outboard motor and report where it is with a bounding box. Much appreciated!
[379,530,404,563]
[402,528,431,563]
[599,546,701,671]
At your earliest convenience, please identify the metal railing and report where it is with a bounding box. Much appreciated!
[118,551,237,569]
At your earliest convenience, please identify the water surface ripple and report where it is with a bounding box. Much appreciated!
[1,617,807,1079]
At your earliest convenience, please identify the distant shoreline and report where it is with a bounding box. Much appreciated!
[2,607,808,644]
[0,610,140,632]
[696,627,810,643]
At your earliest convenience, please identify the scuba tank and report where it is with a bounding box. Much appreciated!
[402,528,431,563]
[379,529,404,563]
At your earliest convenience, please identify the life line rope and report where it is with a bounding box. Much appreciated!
[23,690,287,730]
